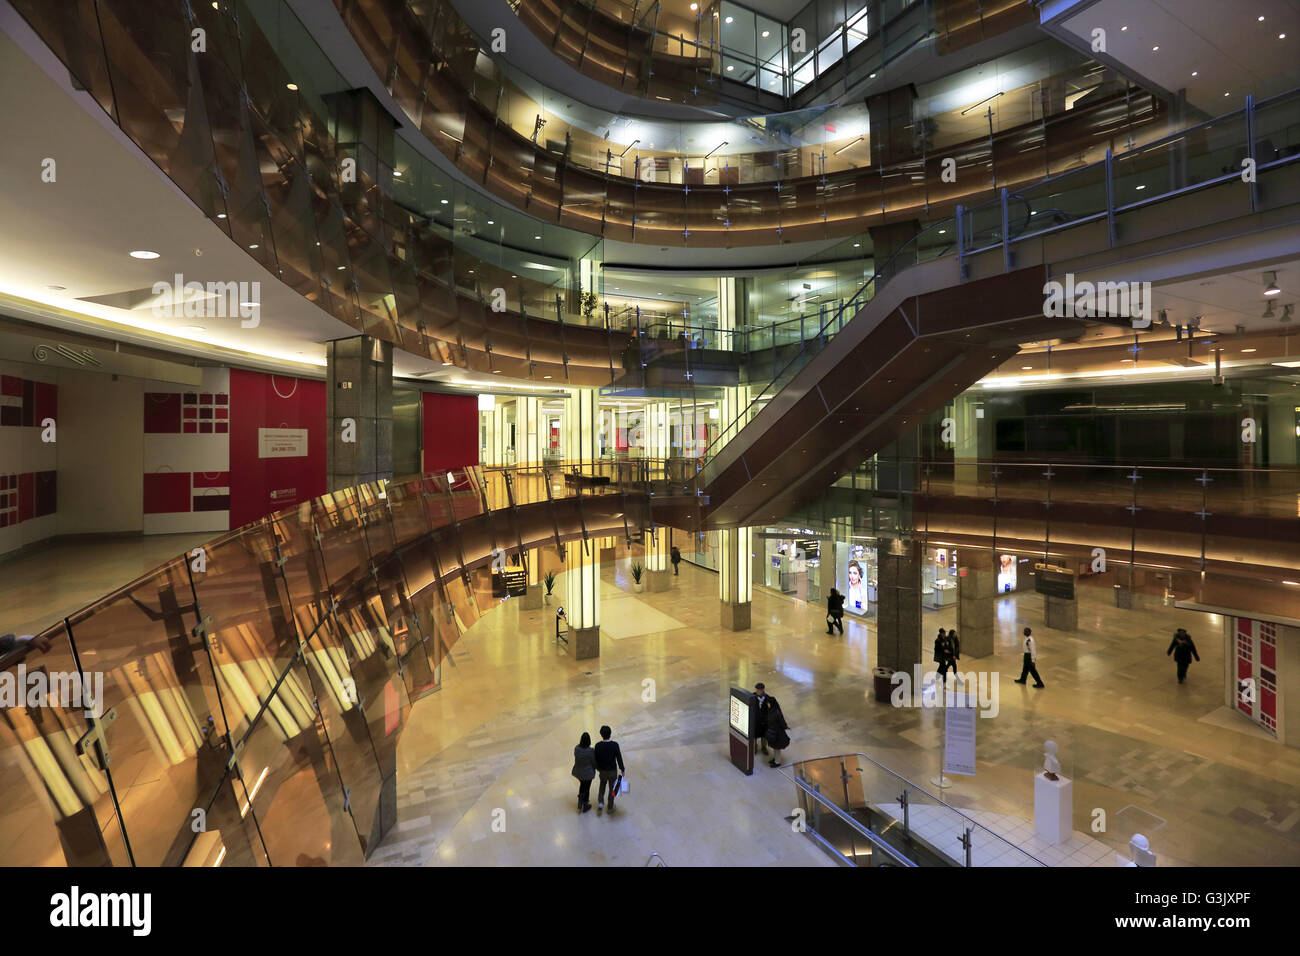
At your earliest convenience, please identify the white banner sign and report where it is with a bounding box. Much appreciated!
[943,699,977,776]
[258,428,308,459]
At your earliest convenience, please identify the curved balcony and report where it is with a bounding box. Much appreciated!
[0,464,693,865]
[507,0,1033,107]
[7,0,629,385]
[338,0,1165,246]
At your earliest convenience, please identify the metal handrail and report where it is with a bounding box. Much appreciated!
[790,774,917,867]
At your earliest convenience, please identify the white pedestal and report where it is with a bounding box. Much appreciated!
[1033,773,1073,845]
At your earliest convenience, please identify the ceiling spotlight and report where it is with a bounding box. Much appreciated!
[761,30,770,38]
[1152,45,1159,51]
[1282,304,1295,323]
[1264,271,1281,296]
[1192,71,1198,76]
[440,198,448,204]
[249,243,259,249]
[1258,15,1265,21]
[725,15,734,23]
[286,82,298,91]
[487,219,495,225]
[1121,25,1128,31]
[1157,309,1169,325]
[1263,299,1276,319]
[129,250,160,259]
[393,169,402,177]
[726,64,734,71]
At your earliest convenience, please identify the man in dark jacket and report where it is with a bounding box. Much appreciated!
[1167,628,1200,684]
[934,628,953,683]
[593,725,626,814]
[753,683,771,755]
[826,588,845,635]
[764,698,791,768]
[671,546,681,575]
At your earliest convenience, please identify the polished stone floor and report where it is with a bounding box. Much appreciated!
[0,533,213,638]
[372,558,1300,868]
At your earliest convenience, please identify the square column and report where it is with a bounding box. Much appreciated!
[565,538,600,659]
[326,335,392,491]
[876,538,922,673]
[957,551,996,659]
[719,527,752,631]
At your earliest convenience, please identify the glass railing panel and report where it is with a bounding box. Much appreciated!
[1112,110,1247,204]
[0,622,124,866]
[228,651,367,865]
[62,560,229,867]
[1010,162,1107,238]
[1255,89,1300,163]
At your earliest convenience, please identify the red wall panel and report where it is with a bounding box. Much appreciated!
[421,393,478,472]
[229,370,326,527]
[143,473,192,514]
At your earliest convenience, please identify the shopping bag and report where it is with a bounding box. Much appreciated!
[615,775,629,796]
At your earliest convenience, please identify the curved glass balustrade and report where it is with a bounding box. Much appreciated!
[338,0,1166,244]
[0,465,683,866]
[508,0,1033,106]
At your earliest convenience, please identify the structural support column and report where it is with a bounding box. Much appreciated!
[876,538,921,674]
[645,524,672,591]
[565,537,600,659]
[957,551,996,659]
[564,386,599,468]
[515,397,545,467]
[719,526,752,630]
[326,335,393,491]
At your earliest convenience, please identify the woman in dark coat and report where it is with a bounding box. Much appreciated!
[764,699,791,768]
[571,732,596,812]
[1167,629,1200,684]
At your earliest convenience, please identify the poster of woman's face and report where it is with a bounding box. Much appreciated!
[998,554,1017,593]
[845,559,867,614]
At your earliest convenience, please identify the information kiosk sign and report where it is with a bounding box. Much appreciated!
[728,686,755,775]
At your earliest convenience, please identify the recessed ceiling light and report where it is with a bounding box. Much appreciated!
[1152,45,1158,51]
[1241,348,1257,353]
[938,229,946,234]
[286,82,298,91]
[216,212,227,219]
[726,65,734,71]
[393,169,402,177]
[441,198,448,204]
[248,243,259,249]
[1135,184,1146,190]
[725,15,733,23]
[487,220,494,225]
[1225,92,1231,96]
[1281,33,1288,39]
[534,235,541,239]
[853,242,860,247]
[1258,15,1265,21]
[492,369,501,373]
[689,2,697,8]
[761,30,770,37]
[869,73,876,78]
[338,265,345,270]
[129,250,159,259]
[1191,71,1198,76]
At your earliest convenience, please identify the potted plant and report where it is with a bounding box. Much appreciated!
[630,563,644,592]
[543,570,557,602]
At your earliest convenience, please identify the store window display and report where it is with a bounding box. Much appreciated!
[923,548,958,609]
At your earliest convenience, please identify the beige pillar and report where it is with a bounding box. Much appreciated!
[565,537,601,658]
[719,526,753,630]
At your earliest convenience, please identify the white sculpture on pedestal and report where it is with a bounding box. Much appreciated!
[1042,739,1061,781]
[1118,833,1157,867]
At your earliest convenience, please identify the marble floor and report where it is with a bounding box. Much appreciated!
[373,558,1300,868]
[0,533,213,638]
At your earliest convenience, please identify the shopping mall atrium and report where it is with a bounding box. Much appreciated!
[0,0,1298,876]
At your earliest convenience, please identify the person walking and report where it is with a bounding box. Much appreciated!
[1014,626,1045,687]
[753,682,771,756]
[571,732,596,813]
[826,587,845,635]
[593,725,625,814]
[933,628,953,683]
[948,629,961,683]
[1167,628,1200,684]
[671,545,681,576]
[764,697,791,768]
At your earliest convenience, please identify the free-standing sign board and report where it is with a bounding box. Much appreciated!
[1034,563,1076,601]
[943,699,977,776]
[728,686,755,775]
